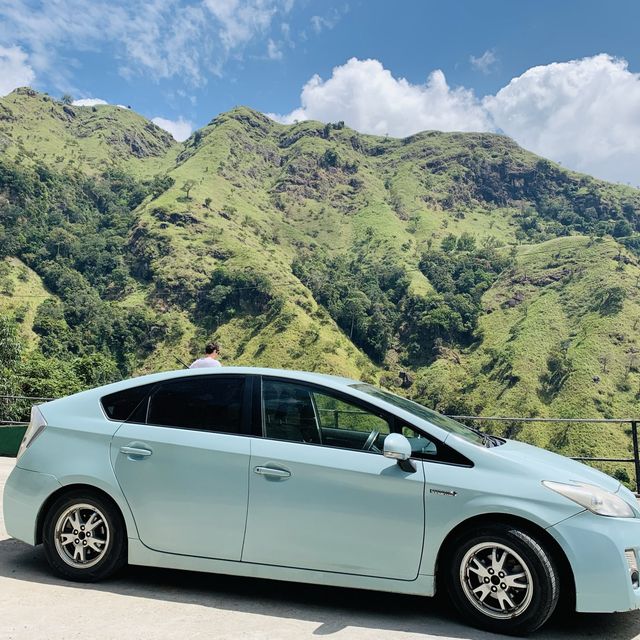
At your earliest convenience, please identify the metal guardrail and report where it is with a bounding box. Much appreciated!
[449,415,640,493]
[2,395,639,491]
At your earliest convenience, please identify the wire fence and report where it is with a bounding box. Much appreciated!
[2,395,639,492]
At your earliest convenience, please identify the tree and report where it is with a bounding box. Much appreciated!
[596,286,626,315]
[320,149,339,168]
[343,291,370,339]
[61,94,73,105]
[441,234,457,252]
[204,197,212,209]
[457,232,476,252]
[0,315,25,418]
[181,179,196,199]
[148,174,175,198]
[0,314,22,373]
[541,348,573,396]
[613,219,633,237]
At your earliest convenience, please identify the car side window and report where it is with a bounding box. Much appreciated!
[398,421,473,466]
[401,423,438,456]
[262,379,390,452]
[262,380,321,443]
[101,383,155,422]
[146,376,244,434]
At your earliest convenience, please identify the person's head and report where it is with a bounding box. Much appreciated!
[205,342,220,358]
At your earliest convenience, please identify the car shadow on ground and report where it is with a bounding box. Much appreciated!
[0,538,638,640]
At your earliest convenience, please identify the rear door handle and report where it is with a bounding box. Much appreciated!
[120,445,152,458]
[254,466,291,478]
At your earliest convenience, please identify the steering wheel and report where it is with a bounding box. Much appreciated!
[362,430,380,451]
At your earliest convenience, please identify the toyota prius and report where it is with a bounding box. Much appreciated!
[4,367,640,634]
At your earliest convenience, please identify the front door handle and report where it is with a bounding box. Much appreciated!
[120,445,152,458]
[254,466,291,478]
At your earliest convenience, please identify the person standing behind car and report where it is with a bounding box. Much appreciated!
[189,342,222,368]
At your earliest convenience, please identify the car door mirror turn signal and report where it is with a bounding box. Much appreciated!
[383,434,416,473]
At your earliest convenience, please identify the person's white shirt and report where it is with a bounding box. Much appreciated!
[189,357,222,368]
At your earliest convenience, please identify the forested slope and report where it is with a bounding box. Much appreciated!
[1,88,639,475]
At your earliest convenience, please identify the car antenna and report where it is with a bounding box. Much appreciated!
[174,354,190,369]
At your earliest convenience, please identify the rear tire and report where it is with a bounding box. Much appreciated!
[43,490,127,582]
[443,523,559,635]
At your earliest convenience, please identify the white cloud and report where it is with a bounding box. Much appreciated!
[470,49,497,74]
[204,0,286,52]
[270,57,491,136]
[72,97,108,106]
[0,45,35,96]
[0,0,294,88]
[281,22,292,43]
[266,38,282,60]
[152,116,193,141]
[310,15,327,33]
[310,6,346,34]
[272,55,640,185]
[485,54,640,185]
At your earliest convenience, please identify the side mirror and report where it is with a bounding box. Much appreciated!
[383,433,416,473]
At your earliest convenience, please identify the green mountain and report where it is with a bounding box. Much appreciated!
[1,88,639,479]
[0,87,177,174]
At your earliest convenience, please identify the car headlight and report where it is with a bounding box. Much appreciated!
[543,480,636,518]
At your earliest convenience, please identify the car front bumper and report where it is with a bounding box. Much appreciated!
[3,464,61,545]
[549,510,640,612]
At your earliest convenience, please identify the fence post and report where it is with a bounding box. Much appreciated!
[631,421,640,495]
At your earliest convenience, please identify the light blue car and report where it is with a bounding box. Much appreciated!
[4,367,640,634]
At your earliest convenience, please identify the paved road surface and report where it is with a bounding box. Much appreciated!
[1,457,639,640]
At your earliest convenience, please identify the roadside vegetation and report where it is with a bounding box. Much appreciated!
[1,88,639,483]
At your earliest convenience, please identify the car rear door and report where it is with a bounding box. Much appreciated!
[109,374,251,560]
[242,377,425,580]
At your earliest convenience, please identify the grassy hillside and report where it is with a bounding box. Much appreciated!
[416,236,640,417]
[0,88,178,176]
[1,89,639,478]
[0,256,54,342]
[413,236,640,481]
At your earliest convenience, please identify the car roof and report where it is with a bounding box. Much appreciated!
[39,366,466,449]
[50,366,361,402]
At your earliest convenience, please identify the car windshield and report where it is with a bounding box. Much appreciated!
[350,384,486,446]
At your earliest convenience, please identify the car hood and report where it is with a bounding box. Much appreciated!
[481,438,621,493]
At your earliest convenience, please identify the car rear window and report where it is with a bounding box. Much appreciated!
[101,383,154,422]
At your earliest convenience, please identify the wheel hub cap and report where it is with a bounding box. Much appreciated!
[54,503,110,569]
[460,542,534,619]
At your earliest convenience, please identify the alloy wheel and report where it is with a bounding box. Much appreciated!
[53,503,110,569]
[459,541,534,619]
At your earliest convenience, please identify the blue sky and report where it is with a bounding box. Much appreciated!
[1,0,640,184]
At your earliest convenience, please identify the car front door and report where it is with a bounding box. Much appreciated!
[110,374,251,560]
[242,378,425,580]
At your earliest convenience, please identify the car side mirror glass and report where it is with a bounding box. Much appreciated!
[383,433,416,472]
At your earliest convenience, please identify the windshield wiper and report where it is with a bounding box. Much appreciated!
[464,424,504,448]
[484,434,505,448]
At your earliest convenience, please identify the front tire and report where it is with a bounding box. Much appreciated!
[43,490,127,582]
[444,524,559,635]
